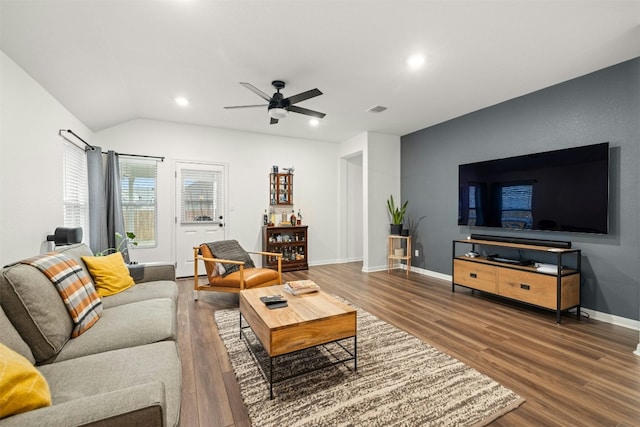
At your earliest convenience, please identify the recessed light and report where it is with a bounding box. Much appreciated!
[407,54,425,70]
[309,119,319,127]
[175,97,189,107]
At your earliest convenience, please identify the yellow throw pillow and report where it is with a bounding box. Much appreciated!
[0,343,52,419]
[81,252,135,297]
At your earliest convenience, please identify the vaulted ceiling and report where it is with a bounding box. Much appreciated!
[1,1,638,142]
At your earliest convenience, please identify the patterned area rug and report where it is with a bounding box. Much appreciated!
[214,301,524,427]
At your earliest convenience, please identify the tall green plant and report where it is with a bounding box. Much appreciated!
[387,195,408,225]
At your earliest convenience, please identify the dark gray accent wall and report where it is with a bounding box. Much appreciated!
[401,58,639,320]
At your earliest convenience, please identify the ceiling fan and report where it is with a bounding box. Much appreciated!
[224,80,326,124]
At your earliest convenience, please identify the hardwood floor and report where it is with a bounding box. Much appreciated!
[177,263,640,427]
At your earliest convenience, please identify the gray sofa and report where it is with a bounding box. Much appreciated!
[0,243,181,427]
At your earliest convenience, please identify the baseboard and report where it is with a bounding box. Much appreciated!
[579,308,640,332]
[362,265,388,273]
[634,343,640,357]
[409,265,452,282]
[309,258,346,267]
[409,266,640,333]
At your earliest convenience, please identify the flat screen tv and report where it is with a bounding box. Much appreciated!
[458,142,609,234]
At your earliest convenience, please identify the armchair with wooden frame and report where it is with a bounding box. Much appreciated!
[193,242,282,300]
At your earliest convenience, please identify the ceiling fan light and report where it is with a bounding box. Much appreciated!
[269,107,288,119]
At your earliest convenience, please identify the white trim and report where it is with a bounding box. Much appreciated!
[362,265,387,273]
[634,343,640,356]
[408,266,640,332]
[410,265,453,282]
[579,308,640,332]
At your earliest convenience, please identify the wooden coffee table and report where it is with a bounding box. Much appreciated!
[239,284,357,399]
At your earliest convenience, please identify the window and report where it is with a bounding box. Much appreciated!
[63,141,88,237]
[180,167,224,223]
[500,184,533,229]
[468,185,477,226]
[120,159,157,246]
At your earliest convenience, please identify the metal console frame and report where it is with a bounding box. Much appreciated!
[239,312,358,399]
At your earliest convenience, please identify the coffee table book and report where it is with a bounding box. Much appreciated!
[284,279,320,295]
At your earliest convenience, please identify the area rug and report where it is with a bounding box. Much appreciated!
[214,301,524,427]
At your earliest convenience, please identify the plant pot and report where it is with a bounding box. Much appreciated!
[390,224,402,235]
[394,248,405,257]
[401,229,409,237]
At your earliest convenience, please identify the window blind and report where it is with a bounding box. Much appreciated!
[180,168,224,223]
[500,184,533,229]
[63,141,88,238]
[120,158,157,246]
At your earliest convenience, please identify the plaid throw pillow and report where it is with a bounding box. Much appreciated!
[205,240,255,277]
[21,253,103,337]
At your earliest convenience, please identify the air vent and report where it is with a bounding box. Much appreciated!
[366,105,388,113]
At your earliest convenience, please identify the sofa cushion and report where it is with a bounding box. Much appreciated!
[81,252,135,297]
[54,243,96,277]
[128,262,176,284]
[37,341,181,427]
[0,343,52,419]
[101,280,178,309]
[21,254,103,337]
[0,305,35,364]
[53,298,176,363]
[0,264,73,364]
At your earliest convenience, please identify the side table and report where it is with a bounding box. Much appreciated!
[387,235,411,275]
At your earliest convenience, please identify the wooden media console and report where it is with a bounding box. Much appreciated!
[452,238,581,323]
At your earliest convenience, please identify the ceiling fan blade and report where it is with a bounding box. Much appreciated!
[224,104,268,109]
[288,105,326,119]
[286,88,322,105]
[239,82,272,101]
[270,117,279,125]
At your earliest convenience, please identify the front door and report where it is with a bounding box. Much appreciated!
[175,161,227,277]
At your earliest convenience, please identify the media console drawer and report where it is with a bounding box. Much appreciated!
[498,269,556,309]
[453,259,497,293]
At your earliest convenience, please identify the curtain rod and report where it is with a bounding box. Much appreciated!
[59,128,164,162]
[105,152,165,162]
[59,129,94,149]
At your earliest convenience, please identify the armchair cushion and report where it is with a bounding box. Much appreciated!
[205,267,279,289]
[205,240,255,276]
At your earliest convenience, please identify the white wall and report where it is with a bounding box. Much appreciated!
[338,132,400,272]
[366,132,401,271]
[0,51,92,263]
[0,49,400,272]
[339,133,366,265]
[346,155,363,261]
[94,119,340,266]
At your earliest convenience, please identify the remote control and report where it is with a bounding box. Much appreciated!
[260,295,286,305]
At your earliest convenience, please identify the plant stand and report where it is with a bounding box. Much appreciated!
[388,235,411,276]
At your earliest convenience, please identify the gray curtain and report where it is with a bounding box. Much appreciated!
[105,151,129,263]
[86,146,108,254]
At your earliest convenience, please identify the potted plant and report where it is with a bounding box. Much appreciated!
[387,195,408,235]
[97,231,138,258]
